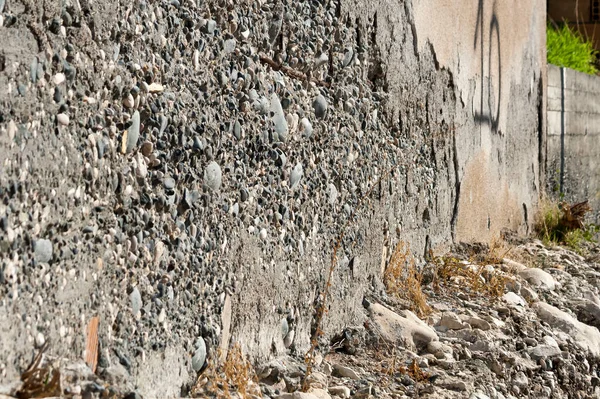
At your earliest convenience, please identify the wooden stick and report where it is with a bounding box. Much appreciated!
[259,54,331,88]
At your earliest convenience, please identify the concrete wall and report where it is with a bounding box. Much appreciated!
[0,0,546,396]
[548,64,600,222]
[412,0,546,240]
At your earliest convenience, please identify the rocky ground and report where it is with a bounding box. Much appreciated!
[5,238,600,398]
[192,239,600,399]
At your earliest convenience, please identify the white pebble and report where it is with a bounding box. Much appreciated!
[54,73,66,85]
[7,120,16,140]
[57,113,69,126]
[123,94,134,108]
[35,332,45,348]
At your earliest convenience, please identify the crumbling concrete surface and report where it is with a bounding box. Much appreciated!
[0,0,544,396]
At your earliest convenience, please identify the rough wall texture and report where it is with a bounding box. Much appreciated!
[548,64,600,222]
[0,0,544,397]
[413,0,546,241]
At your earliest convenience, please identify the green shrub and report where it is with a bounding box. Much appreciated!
[547,22,598,75]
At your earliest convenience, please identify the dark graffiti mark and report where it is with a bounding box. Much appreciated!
[474,0,501,133]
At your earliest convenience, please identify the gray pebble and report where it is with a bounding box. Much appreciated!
[327,183,338,204]
[290,163,303,189]
[126,111,140,153]
[30,57,38,83]
[233,120,242,140]
[224,39,236,54]
[300,118,313,138]
[240,188,249,202]
[97,138,106,158]
[313,94,328,119]
[34,239,53,263]
[192,337,206,372]
[270,93,288,142]
[0,0,5,13]
[130,288,143,315]
[159,115,168,136]
[164,177,176,190]
[204,162,222,191]
[342,48,354,68]
[281,318,289,339]
[206,20,217,34]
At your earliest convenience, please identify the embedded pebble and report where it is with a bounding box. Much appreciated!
[192,337,207,372]
[204,161,222,191]
[290,163,303,188]
[57,113,70,126]
[35,332,45,348]
[34,239,53,263]
[300,117,313,138]
[313,94,328,119]
[125,111,141,153]
[130,288,143,316]
[270,93,288,142]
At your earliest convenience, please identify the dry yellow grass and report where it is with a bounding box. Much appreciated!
[432,255,510,299]
[383,242,432,318]
[192,343,259,399]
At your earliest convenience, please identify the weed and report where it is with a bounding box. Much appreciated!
[534,197,596,252]
[383,242,432,318]
[563,225,599,254]
[192,343,258,399]
[17,342,61,399]
[535,197,563,244]
[432,255,510,300]
[407,358,430,383]
[547,21,598,75]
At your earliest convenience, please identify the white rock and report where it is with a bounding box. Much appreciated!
[123,94,134,108]
[328,386,350,398]
[275,393,320,399]
[332,364,359,380]
[519,268,557,290]
[438,312,466,330]
[528,343,561,360]
[148,83,164,93]
[53,73,66,85]
[503,292,526,307]
[307,388,331,399]
[57,113,70,126]
[502,258,527,272]
[427,341,453,359]
[7,120,17,140]
[513,371,528,389]
[466,316,491,331]
[366,302,438,350]
[35,332,45,348]
[534,302,600,356]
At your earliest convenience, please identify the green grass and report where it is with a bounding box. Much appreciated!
[547,22,598,75]
[535,198,598,254]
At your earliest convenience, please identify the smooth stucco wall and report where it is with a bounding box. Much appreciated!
[413,0,546,241]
